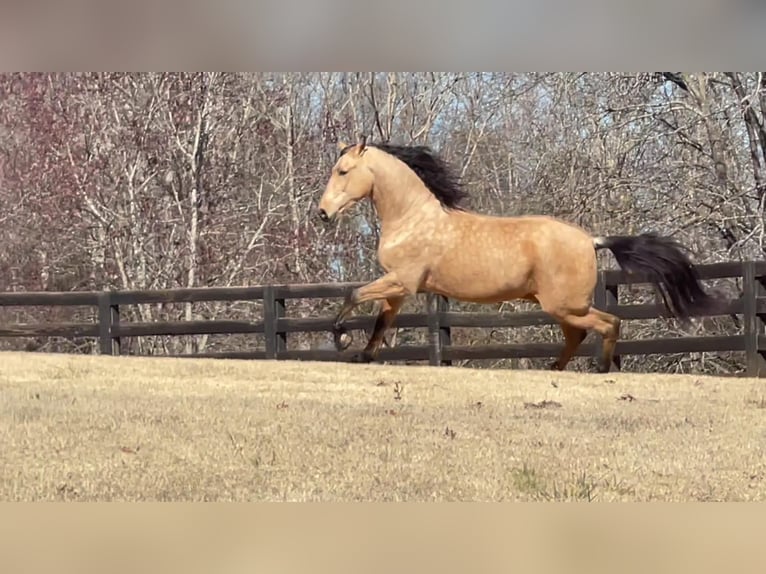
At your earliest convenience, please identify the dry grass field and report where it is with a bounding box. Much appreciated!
[1,350,765,501]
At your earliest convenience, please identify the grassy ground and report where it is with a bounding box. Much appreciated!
[1,351,765,501]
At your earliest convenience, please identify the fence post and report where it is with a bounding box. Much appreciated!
[742,261,766,377]
[263,285,287,360]
[606,279,621,370]
[438,295,452,366]
[427,294,451,366]
[426,293,440,366]
[111,299,121,355]
[594,270,621,371]
[97,291,118,355]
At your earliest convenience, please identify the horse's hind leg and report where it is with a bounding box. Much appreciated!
[543,305,621,373]
[590,308,621,372]
[550,323,588,371]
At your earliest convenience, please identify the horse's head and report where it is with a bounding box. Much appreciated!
[318,137,374,222]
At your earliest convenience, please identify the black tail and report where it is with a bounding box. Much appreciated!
[594,232,724,319]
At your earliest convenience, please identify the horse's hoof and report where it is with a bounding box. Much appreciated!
[332,326,353,351]
[596,359,611,373]
[339,332,353,349]
[348,351,374,364]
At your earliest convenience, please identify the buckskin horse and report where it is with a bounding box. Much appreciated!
[317,138,723,372]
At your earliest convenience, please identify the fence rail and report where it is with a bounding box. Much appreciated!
[1,261,765,376]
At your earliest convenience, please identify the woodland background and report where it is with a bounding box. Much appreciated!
[1,72,765,374]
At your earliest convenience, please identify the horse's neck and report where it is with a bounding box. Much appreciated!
[370,154,441,230]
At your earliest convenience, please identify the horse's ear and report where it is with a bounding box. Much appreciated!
[358,134,368,155]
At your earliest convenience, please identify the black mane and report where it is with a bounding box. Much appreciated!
[340,142,468,209]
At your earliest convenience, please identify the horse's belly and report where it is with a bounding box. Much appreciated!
[424,258,534,303]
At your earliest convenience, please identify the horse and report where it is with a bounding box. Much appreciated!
[317,137,724,372]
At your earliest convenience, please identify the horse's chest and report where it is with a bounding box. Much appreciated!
[377,232,432,270]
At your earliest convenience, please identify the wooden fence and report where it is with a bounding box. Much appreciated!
[1,261,765,376]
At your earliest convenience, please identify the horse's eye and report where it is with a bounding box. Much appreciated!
[338,169,348,176]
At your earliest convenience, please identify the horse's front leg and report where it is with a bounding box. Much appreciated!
[332,271,418,355]
[344,296,406,363]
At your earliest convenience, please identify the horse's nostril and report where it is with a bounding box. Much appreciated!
[318,208,329,222]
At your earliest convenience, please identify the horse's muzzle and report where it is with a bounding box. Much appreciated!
[318,208,330,222]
